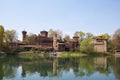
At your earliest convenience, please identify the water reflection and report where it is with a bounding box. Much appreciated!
[0,56,120,80]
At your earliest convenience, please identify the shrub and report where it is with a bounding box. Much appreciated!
[80,38,94,53]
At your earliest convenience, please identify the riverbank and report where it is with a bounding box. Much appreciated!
[1,50,113,58]
[54,52,88,57]
[17,51,88,57]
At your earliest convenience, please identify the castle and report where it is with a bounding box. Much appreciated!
[94,36,107,52]
[9,30,107,53]
[21,30,79,51]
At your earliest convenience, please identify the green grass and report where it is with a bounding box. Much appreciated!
[19,51,34,54]
[61,51,82,54]
[18,50,46,54]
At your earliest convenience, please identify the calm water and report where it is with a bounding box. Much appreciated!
[0,56,120,80]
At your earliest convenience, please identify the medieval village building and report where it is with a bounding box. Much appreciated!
[21,30,79,51]
[94,36,107,52]
[9,30,108,52]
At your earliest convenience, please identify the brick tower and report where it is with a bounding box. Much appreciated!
[53,33,58,51]
[40,31,48,37]
[22,30,27,41]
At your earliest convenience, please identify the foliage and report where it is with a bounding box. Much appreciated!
[62,51,82,54]
[64,34,70,40]
[0,25,19,54]
[107,40,114,52]
[86,32,94,38]
[4,30,17,43]
[94,33,110,40]
[112,28,120,50]
[80,38,94,53]
[7,49,20,55]
[23,33,37,45]
[74,31,85,41]
[104,33,113,52]
[48,29,63,38]
[0,25,4,51]
[102,33,110,40]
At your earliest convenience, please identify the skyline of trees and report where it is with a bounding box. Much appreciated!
[5,30,17,43]
[48,29,63,39]
[0,25,120,53]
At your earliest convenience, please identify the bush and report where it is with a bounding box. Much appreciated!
[80,38,94,53]
[3,47,21,55]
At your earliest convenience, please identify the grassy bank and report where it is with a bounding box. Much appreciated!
[62,51,112,57]
[17,50,46,58]
[61,51,83,54]
[15,50,112,58]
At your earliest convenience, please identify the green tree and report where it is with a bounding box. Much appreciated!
[102,33,113,52]
[86,32,94,38]
[74,31,79,37]
[5,30,17,43]
[0,25,5,51]
[80,38,94,53]
[107,40,114,52]
[102,33,110,40]
[24,33,37,45]
[64,34,70,40]
[74,31,85,41]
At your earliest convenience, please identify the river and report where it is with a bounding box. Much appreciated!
[0,56,120,80]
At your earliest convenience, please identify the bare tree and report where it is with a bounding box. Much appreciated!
[5,30,17,42]
[74,31,85,42]
[64,34,70,40]
[112,28,120,50]
[48,29,63,38]
[86,32,94,38]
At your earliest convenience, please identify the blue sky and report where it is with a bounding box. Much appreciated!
[0,0,120,40]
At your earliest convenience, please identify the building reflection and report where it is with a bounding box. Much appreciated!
[52,58,58,76]
[0,56,120,80]
[94,57,107,71]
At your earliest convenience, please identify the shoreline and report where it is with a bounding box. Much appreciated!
[17,52,88,57]
[1,51,117,58]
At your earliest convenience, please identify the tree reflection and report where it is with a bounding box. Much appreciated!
[21,67,26,78]
[0,56,19,79]
[0,61,3,80]
[0,56,119,79]
[108,57,120,80]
